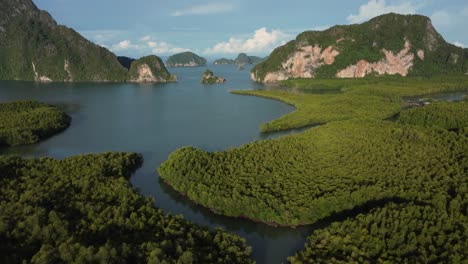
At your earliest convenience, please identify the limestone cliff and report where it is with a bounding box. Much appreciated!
[252,13,468,83]
[128,55,176,83]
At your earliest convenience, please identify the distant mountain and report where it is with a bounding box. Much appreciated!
[166,52,207,67]
[117,56,135,70]
[252,13,468,83]
[128,55,176,82]
[0,0,127,81]
[213,58,234,65]
[234,53,266,65]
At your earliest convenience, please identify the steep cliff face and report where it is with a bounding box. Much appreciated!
[128,55,176,83]
[0,0,127,81]
[252,13,468,83]
[336,40,416,78]
[166,52,207,67]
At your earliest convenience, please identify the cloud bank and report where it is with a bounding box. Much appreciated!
[110,37,189,55]
[205,27,291,54]
[347,0,420,24]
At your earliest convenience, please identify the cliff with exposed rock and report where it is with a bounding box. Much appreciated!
[128,55,176,83]
[252,13,468,83]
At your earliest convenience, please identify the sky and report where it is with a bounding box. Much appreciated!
[34,0,468,59]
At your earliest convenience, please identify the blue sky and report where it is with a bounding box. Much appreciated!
[34,0,468,59]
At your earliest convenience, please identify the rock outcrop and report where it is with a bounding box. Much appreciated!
[252,13,468,83]
[253,45,340,82]
[128,55,176,83]
[201,69,226,84]
[336,40,414,78]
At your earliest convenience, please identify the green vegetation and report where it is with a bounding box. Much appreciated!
[233,76,468,132]
[252,13,468,81]
[0,100,70,147]
[213,58,234,65]
[232,90,400,132]
[0,152,254,263]
[0,0,127,81]
[160,75,467,261]
[398,101,468,130]
[289,202,467,263]
[128,55,176,82]
[159,119,467,226]
[201,69,226,84]
[166,52,207,67]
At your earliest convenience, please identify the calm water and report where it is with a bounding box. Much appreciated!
[0,65,314,263]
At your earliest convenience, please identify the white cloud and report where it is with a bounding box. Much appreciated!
[453,41,465,48]
[149,41,190,54]
[172,3,235,16]
[109,36,189,55]
[347,0,420,24]
[111,40,135,51]
[204,27,291,54]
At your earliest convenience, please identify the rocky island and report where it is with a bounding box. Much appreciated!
[251,13,468,83]
[166,52,207,67]
[234,53,265,65]
[0,0,175,83]
[213,58,235,65]
[200,69,226,84]
[128,55,176,82]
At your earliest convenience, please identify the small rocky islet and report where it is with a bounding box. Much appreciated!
[200,69,226,84]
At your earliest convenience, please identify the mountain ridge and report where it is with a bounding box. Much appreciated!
[251,13,468,83]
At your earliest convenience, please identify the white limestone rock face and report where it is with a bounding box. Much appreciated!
[251,45,340,83]
[336,40,415,78]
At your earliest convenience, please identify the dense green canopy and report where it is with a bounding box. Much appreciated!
[0,152,254,263]
[0,100,70,146]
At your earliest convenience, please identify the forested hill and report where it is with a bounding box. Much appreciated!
[0,0,128,81]
[252,13,468,82]
[166,52,207,67]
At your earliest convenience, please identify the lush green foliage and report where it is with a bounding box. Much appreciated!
[399,101,468,130]
[252,13,468,81]
[166,52,207,67]
[232,90,400,132]
[235,76,468,132]
[0,0,127,81]
[289,202,467,263]
[0,100,70,146]
[159,119,467,226]
[0,152,254,263]
[128,55,175,82]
